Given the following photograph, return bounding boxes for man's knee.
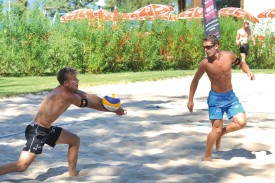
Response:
[233,113,247,129]
[234,118,246,129]
[72,134,80,147]
[76,135,80,146]
[239,120,247,128]
[212,126,223,136]
[16,161,32,172]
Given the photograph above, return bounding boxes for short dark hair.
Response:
[203,35,219,45]
[57,67,78,85]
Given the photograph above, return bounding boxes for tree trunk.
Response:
[178,0,186,12]
[191,0,202,8]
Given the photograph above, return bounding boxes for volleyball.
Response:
[239,39,245,46]
[102,94,121,111]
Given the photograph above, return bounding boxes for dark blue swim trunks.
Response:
[22,122,62,154]
[240,43,249,55]
[207,90,245,120]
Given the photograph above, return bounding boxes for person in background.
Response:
[236,21,256,63]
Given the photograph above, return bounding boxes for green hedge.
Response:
[0,9,274,76]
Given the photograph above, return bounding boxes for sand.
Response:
[0,73,275,183]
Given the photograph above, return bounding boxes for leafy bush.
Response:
[0,9,274,76]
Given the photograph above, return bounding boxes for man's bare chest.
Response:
[240,29,250,37]
[206,60,231,74]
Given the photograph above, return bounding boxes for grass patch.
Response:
[1,69,274,98]
[0,70,195,98]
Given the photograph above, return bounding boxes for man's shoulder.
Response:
[201,58,209,64]
[50,88,77,99]
[221,51,236,61]
[222,50,233,55]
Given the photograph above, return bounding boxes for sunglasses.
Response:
[203,45,215,49]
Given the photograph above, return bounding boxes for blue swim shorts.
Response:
[207,90,245,120]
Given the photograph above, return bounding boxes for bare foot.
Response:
[69,171,79,177]
[216,135,222,150]
[202,157,212,161]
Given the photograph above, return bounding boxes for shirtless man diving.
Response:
[187,35,255,161]
[0,67,127,176]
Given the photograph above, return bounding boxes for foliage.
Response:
[106,0,177,12]
[42,0,95,11]
[0,9,274,76]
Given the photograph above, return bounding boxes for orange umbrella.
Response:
[93,9,114,21]
[117,12,133,20]
[219,7,259,23]
[131,4,174,20]
[177,7,203,20]
[60,8,114,23]
[158,12,177,21]
[102,10,113,21]
[60,9,94,22]
[257,8,275,18]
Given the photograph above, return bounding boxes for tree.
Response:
[178,0,186,12]
[41,0,97,21]
[42,0,96,11]
[68,0,95,10]
[8,0,28,18]
[106,0,177,13]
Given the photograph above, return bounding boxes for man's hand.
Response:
[187,101,194,113]
[114,107,127,116]
[247,72,255,80]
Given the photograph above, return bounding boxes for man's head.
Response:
[57,67,78,85]
[203,35,219,46]
[203,35,219,57]
[243,21,250,29]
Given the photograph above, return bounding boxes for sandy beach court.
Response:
[0,73,275,183]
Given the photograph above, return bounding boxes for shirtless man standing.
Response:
[187,35,255,161]
[0,67,127,176]
[236,21,256,63]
